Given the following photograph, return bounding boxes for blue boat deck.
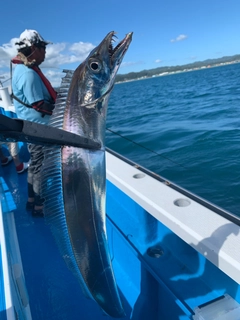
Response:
[1,143,240,319]
[0,144,131,320]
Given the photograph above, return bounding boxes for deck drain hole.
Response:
[133,173,145,179]
[174,198,191,207]
[147,247,164,258]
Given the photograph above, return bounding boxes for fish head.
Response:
[73,31,133,105]
[65,31,132,141]
[87,31,133,91]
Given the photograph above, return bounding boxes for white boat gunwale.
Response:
[106,148,240,285]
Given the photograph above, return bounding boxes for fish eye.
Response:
[88,59,102,72]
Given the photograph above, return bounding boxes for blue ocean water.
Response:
[106,63,240,217]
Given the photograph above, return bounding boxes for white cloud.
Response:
[0,38,18,68]
[155,59,162,63]
[42,69,66,88]
[69,42,95,56]
[41,42,95,69]
[170,34,188,43]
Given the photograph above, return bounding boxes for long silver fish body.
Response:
[42,31,132,318]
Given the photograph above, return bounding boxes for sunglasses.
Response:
[35,43,46,50]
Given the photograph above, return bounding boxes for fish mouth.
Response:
[104,31,133,67]
[108,31,133,59]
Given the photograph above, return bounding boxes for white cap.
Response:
[15,29,52,48]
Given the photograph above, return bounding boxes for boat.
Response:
[0,85,240,320]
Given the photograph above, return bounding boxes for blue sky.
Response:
[1,0,240,86]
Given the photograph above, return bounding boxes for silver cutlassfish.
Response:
[41,31,133,317]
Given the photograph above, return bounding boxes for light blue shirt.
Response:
[12,64,52,125]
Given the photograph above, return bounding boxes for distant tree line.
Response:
[115,54,240,83]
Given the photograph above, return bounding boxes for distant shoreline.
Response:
[115,57,240,84]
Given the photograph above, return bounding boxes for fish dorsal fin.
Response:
[49,69,74,129]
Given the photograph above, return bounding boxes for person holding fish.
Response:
[11,29,56,216]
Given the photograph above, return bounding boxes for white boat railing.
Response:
[0,87,16,113]
[0,195,15,319]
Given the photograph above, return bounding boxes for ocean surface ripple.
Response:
[106,63,240,217]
